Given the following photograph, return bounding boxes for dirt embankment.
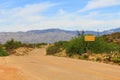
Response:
[0,48,120,80]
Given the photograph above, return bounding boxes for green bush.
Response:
[23,43,47,48]
[96,57,102,62]
[22,43,35,48]
[109,43,120,53]
[88,37,111,53]
[54,41,68,49]
[46,46,61,55]
[35,43,47,48]
[46,41,68,55]
[0,48,8,56]
[79,54,89,60]
[65,35,120,57]
[4,39,22,50]
[66,36,85,56]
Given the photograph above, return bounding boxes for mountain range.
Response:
[0,28,120,43]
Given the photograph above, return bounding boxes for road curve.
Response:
[0,48,120,80]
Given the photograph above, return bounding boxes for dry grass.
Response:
[14,47,33,56]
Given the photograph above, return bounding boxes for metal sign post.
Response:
[84,35,95,54]
[85,36,95,41]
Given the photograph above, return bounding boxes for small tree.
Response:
[4,39,22,50]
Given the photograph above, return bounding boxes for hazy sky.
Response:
[0,0,120,32]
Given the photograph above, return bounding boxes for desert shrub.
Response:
[88,37,112,53]
[79,54,89,60]
[46,46,61,55]
[66,36,109,56]
[23,43,47,48]
[35,43,47,48]
[103,54,112,62]
[0,47,9,56]
[66,36,85,56]
[0,43,3,47]
[22,43,35,48]
[4,39,22,50]
[107,43,120,54]
[83,54,89,60]
[79,56,84,60]
[111,57,120,64]
[111,53,120,64]
[66,35,120,56]
[36,44,42,48]
[96,57,102,62]
[46,41,68,55]
[54,41,68,49]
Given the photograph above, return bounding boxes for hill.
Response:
[102,32,120,44]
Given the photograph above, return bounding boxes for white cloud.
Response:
[0,2,58,31]
[79,0,120,12]
[2,2,57,18]
[0,1,120,32]
[58,9,66,15]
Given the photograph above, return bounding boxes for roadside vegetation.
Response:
[4,39,22,51]
[46,41,68,55]
[0,32,119,65]
[0,39,47,56]
[0,47,8,56]
[46,32,120,65]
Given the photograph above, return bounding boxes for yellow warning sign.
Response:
[85,35,95,41]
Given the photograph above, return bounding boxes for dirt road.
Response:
[0,48,120,80]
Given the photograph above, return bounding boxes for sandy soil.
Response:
[0,48,120,80]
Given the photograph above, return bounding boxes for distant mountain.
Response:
[102,28,120,35]
[27,28,120,35]
[0,28,119,43]
[27,28,77,34]
[0,29,76,43]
